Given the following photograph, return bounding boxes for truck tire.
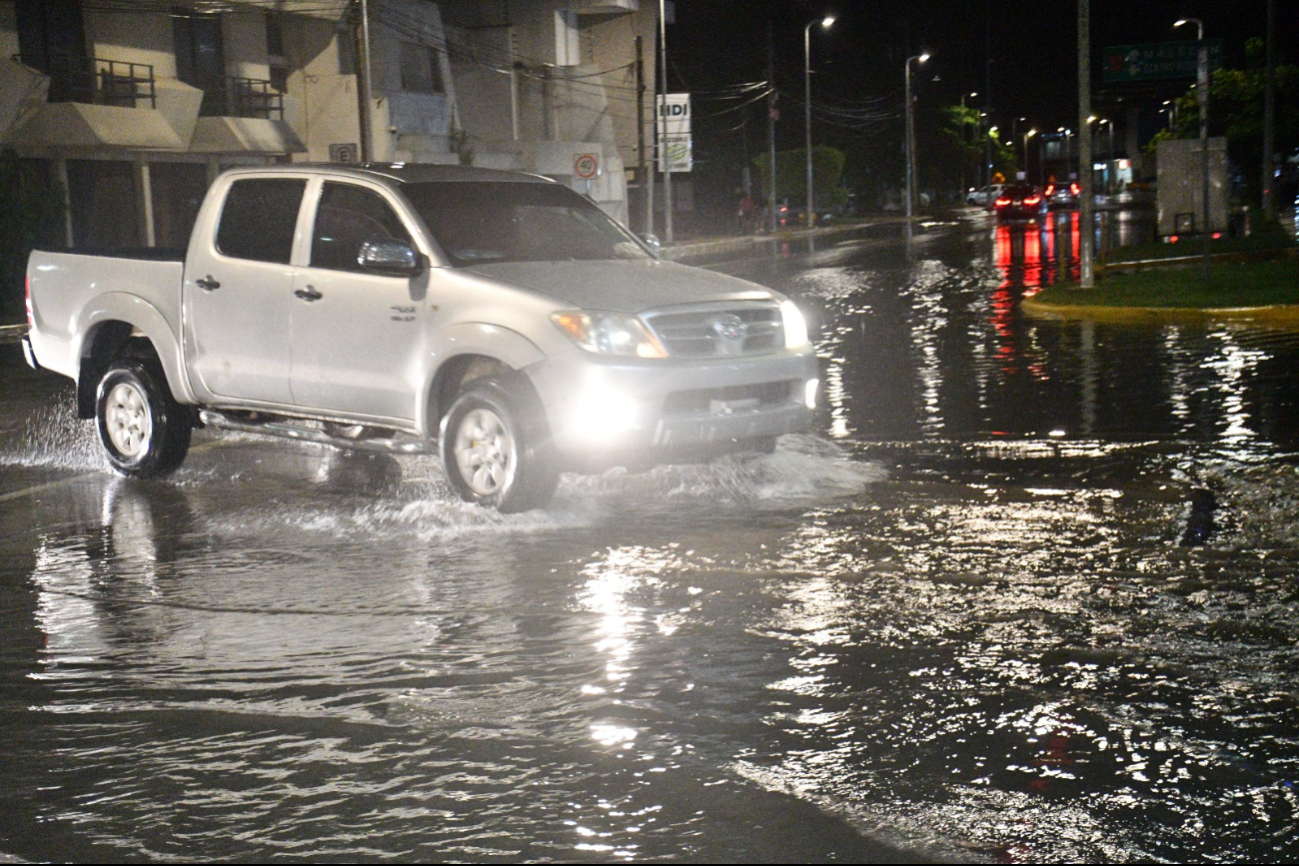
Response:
[439,377,558,513]
[95,357,193,478]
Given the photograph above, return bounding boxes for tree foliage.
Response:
[1145,39,1299,206]
[751,145,847,204]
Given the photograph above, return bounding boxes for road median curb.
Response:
[1022,297,1299,327]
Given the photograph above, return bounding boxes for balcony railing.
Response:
[200,77,284,121]
[16,51,156,110]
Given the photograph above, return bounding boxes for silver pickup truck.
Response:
[24,164,818,511]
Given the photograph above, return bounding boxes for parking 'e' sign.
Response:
[574,153,599,179]
[1103,40,1223,83]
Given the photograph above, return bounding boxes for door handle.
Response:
[196,275,220,291]
[294,286,322,302]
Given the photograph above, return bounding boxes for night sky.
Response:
[663,0,1291,193]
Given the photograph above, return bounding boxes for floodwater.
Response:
[1,212,1297,863]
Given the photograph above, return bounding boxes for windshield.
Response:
[402,181,650,267]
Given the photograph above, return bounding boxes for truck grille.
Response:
[644,304,784,357]
[662,380,798,415]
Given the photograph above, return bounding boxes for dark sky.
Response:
[665,0,1291,156]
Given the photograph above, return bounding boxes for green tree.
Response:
[938,104,1016,191]
[0,149,64,322]
[1146,38,1299,207]
[752,145,847,207]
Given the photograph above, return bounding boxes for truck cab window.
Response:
[311,183,413,273]
[216,178,306,264]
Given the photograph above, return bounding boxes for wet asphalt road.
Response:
[1,212,1297,863]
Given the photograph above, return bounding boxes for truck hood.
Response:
[464,260,776,313]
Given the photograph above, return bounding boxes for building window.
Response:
[265,10,285,58]
[172,8,225,93]
[399,42,443,94]
[554,9,579,67]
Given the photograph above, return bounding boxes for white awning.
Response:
[4,101,187,150]
[189,116,306,154]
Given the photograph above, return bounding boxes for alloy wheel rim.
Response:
[453,408,514,496]
[105,382,152,458]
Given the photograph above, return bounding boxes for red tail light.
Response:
[1070,183,1080,196]
[1044,184,1055,196]
[994,197,1011,207]
[1024,196,1042,206]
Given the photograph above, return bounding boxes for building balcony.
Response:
[199,77,284,122]
[15,51,157,110]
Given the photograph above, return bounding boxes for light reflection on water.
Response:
[3,218,1299,862]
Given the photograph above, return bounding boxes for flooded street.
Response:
[2,212,1298,863]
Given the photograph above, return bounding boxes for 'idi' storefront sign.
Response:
[656,93,692,173]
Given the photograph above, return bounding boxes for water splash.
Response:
[0,401,106,472]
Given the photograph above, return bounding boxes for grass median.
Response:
[1032,257,1299,309]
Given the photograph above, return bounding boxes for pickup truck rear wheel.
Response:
[96,358,192,478]
[439,378,558,513]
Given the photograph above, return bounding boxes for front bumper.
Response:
[530,347,819,470]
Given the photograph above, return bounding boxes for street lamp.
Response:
[904,52,929,222]
[1174,17,1204,40]
[1012,116,1026,176]
[804,14,834,230]
[1059,126,1074,178]
[959,92,977,193]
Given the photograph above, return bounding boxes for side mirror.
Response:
[638,233,662,258]
[358,240,425,277]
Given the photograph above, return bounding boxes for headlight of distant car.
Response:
[780,299,810,349]
[551,310,668,358]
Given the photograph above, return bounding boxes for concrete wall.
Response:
[0,2,19,60]
[84,9,177,78]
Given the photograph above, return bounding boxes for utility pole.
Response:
[354,0,374,162]
[1262,0,1276,218]
[767,19,778,234]
[1199,44,1210,278]
[658,0,673,245]
[636,36,652,238]
[1078,0,1094,288]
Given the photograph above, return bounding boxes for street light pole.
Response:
[1023,128,1036,180]
[904,53,929,224]
[1176,17,1210,275]
[804,15,834,230]
[1012,116,1026,177]
[1174,17,1204,40]
[960,91,977,194]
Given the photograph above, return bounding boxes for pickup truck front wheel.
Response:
[439,378,558,513]
[96,358,193,478]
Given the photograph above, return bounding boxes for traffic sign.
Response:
[574,153,599,179]
[1103,40,1222,83]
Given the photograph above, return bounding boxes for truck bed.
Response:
[26,249,186,382]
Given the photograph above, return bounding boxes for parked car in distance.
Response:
[993,184,1044,222]
[1043,180,1080,209]
[965,184,1006,208]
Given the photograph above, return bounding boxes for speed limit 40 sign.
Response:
[574,153,599,179]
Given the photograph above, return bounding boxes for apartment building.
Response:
[0,0,651,250]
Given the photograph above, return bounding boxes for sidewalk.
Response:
[662,215,910,260]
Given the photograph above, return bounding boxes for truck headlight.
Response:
[552,311,668,359]
[781,300,810,349]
